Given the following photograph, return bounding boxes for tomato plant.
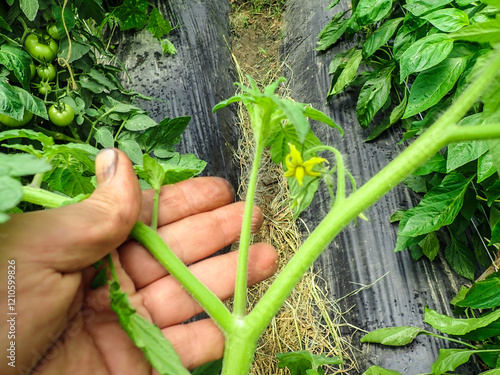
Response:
[36,63,56,81]
[2,1,499,375]
[48,102,74,126]
[46,24,61,40]
[24,33,58,63]
[0,110,33,128]
[36,81,52,96]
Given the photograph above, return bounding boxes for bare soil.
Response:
[230,2,283,84]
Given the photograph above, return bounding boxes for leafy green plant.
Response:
[0,0,204,223]
[361,278,500,374]
[317,2,500,372]
[317,0,500,299]
[16,45,500,374]
[10,0,176,55]
[276,350,343,375]
[3,1,500,375]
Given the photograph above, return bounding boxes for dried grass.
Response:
[227,19,357,369]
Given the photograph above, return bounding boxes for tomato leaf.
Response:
[93,127,115,148]
[361,326,427,346]
[58,39,91,64]
[44,166,94,196]
[52,4,76,35]
[191,359,223,375]
[0,44,32,90]
[74,0,105,24]
[399,33,454,83]
[137,116,191,153]
[124,113,157,131]
[277,350,343,375]
[159,153,206,185]
[303,106,343,135]
[267,124,322,165]
[403,55,468,118]
[108,258,190,375]
[117,139,143,165]
[89,68,118,91]
[0,175,22,221]
[0,80,24,121]
[20,0,39,21]
[11,85,48,119]
[0,152,52,177]
[140,154,165,190]
[0,128,54,147]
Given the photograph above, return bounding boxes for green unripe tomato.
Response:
[36,63,57,81]
[24,34,58,63]
[48,102,74,126]
[37,81,52,95]
[46,24,61,40]
[0,110,33,127]
[30,64,36,80]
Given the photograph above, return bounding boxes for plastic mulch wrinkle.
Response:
[115,0,239,188]
[282,0,481,373]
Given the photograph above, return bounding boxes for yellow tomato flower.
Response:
[284,143,327,185]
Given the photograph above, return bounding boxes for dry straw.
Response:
[227,7,357,369]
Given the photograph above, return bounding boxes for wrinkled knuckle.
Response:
[84,198,132,246]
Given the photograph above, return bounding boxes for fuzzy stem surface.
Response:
[233,142,265,317]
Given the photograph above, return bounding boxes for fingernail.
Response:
[96,148,118,186]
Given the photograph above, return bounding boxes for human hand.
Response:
[0,149,278,374]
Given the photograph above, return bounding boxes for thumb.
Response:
[3,149,142,272]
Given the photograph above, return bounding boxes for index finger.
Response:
[139,177,235,226]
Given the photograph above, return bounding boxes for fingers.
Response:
[1,149,142,272]
[139,243,278,328]
[139,177,235,226]
[120,201,264,289]
[162,319,225,370]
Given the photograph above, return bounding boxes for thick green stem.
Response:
[448,124,500,142]
[151,188,160,230]
[130,222,234,333]
[233,142,265,317]
[33,124,82,143]
[30,172,45,188]
[425,332,477,350]
[221,320,261,375]
[247,47,500,335]
[21,186,73,208]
